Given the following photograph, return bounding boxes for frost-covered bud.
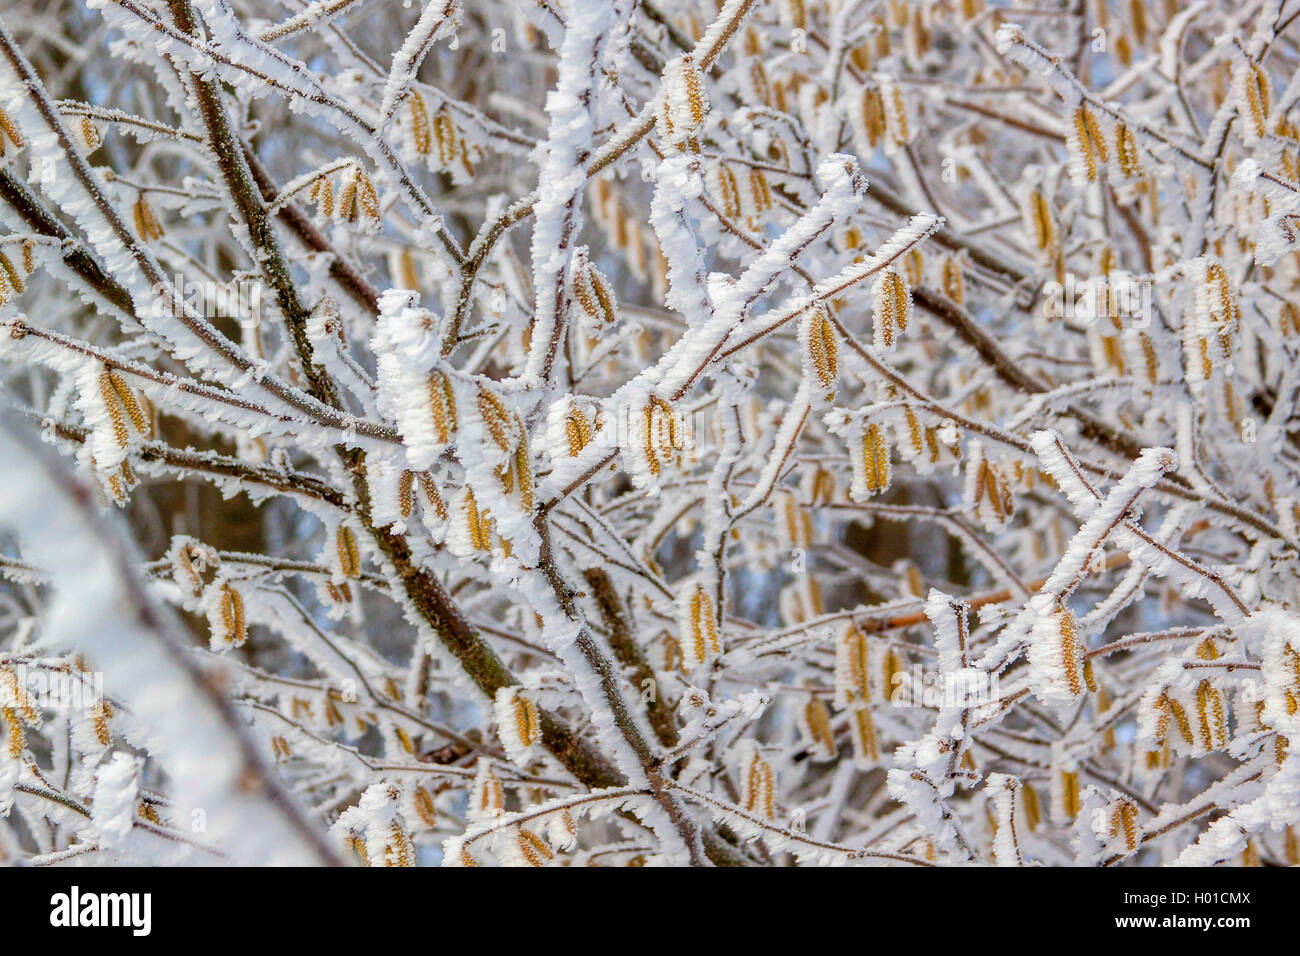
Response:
[167,535,218,599]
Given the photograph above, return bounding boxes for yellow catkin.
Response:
[1239,62,1271,140]
[882,79,910,147]
[837,623,871,705]
[395,250,420,291]
[643,395,680,477]
[1167,693,1194,746]
[517,828,554,866]
[850,706,879,763]
[1138,332,1159,384]
[2,707,23,759]
[512,438,534,509]
[573,259,618,325]
[92,701,112,747]
[1059,609,1083,697]
[1022,782,1042,832]
[478,387,515,452]
[513,690,540,749]
[1060,769,1081,819]
[857,422,891,496]
[882,647,903,702]
[313,176,335,218]
[904,248,924,287]
[778,490,811,549]
[903,406,924,456]
[1115,122,1141,178]
[1111,800,1138,851]
[1083,658,1098,694]
[680,57,707,127]
[417,472,447,520]
[565,405,593,456]
[132,195,164,240]
[803,305,838,396]
[741,749,776,819]
[99,369,149,445]
[859,88,886,147]
[384,822,415,867]
[713,163,742,219]
[78,116,100,151]
[0,253,23,296]
[941,255,965,304]
[335,525,361,579]
[1195,679,1227,750]
[1071,104,1108,182]
[397,470,415,520]
[474,762,505,818]
[410,91,432,156]
[747,167,773,219]
[682,583,720,667]
[873,268,911,347]
[346,834,369,866]
[803,696,835,756]
[356,173,380,224]
[337,174,359,222]
[1025,188,1056,252]
[661,55,708,138]
[463,487,492,552]
[219,583,247,647]
[427,370,458,445]
[0,669,37,724]
[0,108,22,154]
[410,786,438,827]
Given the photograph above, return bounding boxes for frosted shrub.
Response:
[0,0,1297,867]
